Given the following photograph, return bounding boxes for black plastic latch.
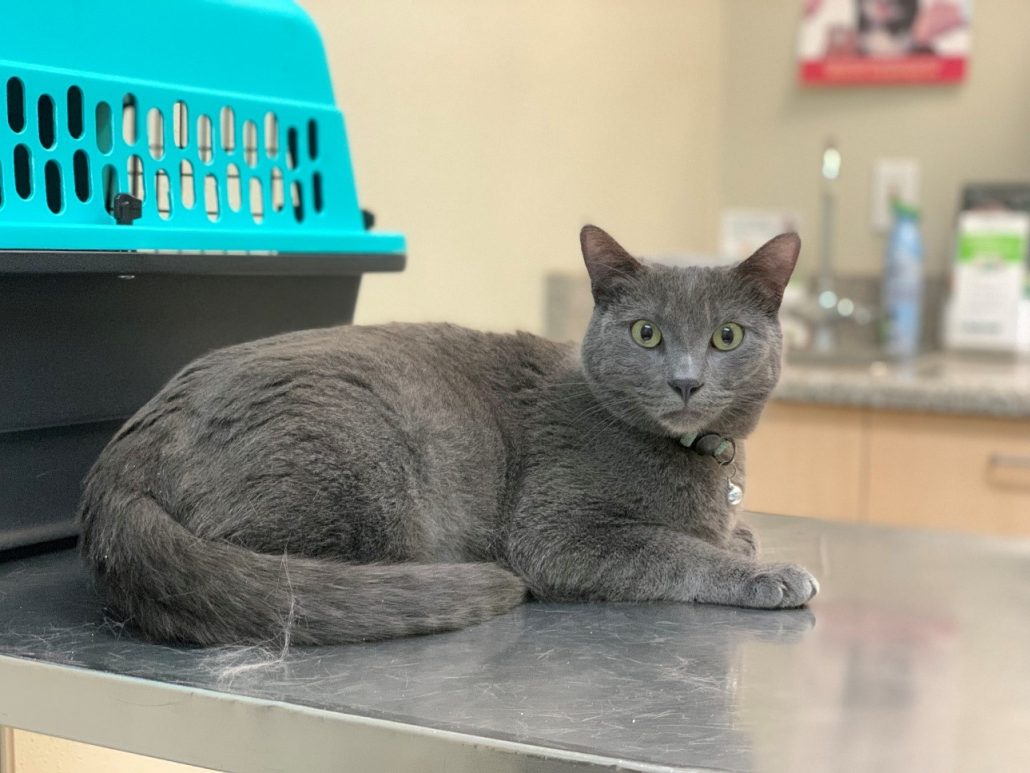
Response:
[113,194,143,226]
[362,209,376,230]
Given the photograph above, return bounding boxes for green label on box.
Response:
[957,232,1027,264]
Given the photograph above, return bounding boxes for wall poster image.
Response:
[798,0,972,84]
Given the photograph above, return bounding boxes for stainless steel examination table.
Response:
[1,514,1028,773]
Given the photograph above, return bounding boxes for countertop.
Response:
[776,352,1030,418]
[2,514,1029,772]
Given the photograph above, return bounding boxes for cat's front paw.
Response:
[740,563,819,609]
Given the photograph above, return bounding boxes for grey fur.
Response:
[79,226,817,646]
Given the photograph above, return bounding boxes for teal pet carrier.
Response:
[1,0,406,552]
[0,0,404,256]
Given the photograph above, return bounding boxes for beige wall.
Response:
[720,0,1030,279]
[302,0,725,333]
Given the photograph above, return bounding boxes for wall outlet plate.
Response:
[871,158,920,232]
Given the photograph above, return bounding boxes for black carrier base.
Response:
[1,249,402,553]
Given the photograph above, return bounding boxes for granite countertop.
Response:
[775,352,1030,418]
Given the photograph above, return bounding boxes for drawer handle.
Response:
[989,454,1030,470]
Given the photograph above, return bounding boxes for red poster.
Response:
[798,0,972,85]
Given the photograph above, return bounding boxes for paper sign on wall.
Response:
[798,0,972,85]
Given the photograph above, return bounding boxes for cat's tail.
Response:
[79,490,527,646]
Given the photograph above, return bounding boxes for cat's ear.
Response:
[580,225,643,303]
[733,233,800,310]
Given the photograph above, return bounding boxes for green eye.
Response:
[631,320,662,348]
[712,322,744,351]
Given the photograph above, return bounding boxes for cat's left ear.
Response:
[580,225,643,303]
[733,233,800,310]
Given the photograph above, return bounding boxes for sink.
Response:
[784,350,1029,383]
[908,351,1028,379]
[784,349,888,369]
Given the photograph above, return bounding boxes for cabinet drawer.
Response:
[745,402,866,521]
[867,412,1030,536]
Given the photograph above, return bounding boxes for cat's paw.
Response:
[741,563,819,609]
[728,523,759,559]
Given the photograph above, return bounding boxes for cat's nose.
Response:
[668,377,704,402]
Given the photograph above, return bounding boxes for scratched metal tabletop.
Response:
[1,514,1028,773]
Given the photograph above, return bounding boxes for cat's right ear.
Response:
[580,225,643,303]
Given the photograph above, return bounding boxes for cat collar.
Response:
[678,432,736,465]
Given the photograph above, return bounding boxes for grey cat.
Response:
[79,226,818,645]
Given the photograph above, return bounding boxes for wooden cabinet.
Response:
[745,402,1030,537]
[867,412,1030,536]
[744,403,866,522]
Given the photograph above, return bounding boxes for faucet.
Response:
[814,138,842,353]
[781,138,876,359]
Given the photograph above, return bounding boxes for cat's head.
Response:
[578,225,799,439]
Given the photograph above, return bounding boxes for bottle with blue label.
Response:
[882,201,924,359]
